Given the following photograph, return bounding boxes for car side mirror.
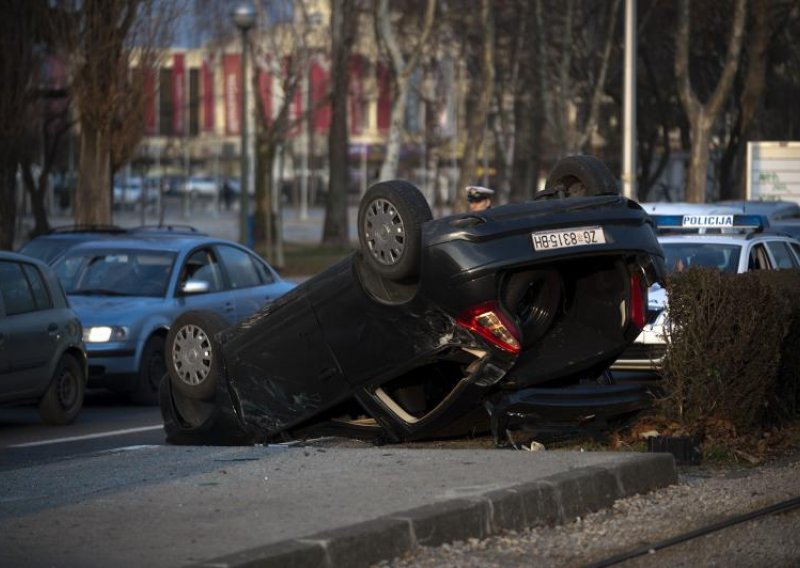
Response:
[182,279,210,294]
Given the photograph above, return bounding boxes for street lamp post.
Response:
[232,2,256,245]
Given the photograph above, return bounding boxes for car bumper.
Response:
[486,383,651,440]
[86,347,138,385]
[611,328,666,371]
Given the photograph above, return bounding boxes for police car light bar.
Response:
[652,214,767,232]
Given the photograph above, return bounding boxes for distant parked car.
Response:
[182,176,219,198]
[51,235,295,404]
[0,252,87,425]
[113,176,159,208]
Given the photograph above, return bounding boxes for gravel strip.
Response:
[377,453,800,567]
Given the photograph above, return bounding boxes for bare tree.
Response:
[374,0,436,180]
[249,4,317,263]
[675,0,747,203]
[0,1,42,249]
[718,0,779,200]
[453,0,494,213]
[534,0,622,160]
[19,100,74,238]
[491,1,528,203]
[51,0,177,225]
[322,0,357,247]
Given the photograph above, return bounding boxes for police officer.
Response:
[466,186,494,212]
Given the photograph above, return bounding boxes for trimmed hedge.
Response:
[660,268,800,434]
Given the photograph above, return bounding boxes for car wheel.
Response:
[536,155,619,199]
[358,180,432,281]
[38,353,85,425]
[167,311,228,401]
[129,335,166,405]
[159,374,255,445]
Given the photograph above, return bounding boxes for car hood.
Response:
[68,295,167,325]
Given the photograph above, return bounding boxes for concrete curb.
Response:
[192,453,677,568]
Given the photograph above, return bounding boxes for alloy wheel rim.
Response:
[364,198,405,266]
[173,324,212,387]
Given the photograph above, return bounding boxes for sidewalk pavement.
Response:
[0,444,676,568]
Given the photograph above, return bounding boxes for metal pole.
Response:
[300,64,310,220]
[622,0,637,200]
[239,28,249,244]
[275,143,285,268]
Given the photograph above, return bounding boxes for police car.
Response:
[612,212,800,372]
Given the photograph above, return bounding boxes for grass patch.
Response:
[269,241,356,277]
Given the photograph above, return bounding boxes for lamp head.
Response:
[232,2,256,31]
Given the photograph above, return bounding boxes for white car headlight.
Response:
[84,326,128,343]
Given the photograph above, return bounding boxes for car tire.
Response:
[537,155,620,199]
[358,180,432,281]
[38,353,85,425]
[167,311,227,401]
[159,374,255,445]
[129,335,166,405]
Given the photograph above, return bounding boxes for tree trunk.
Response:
[254,134,277,260]
[576,0,622,153]
[423,95,445,215]
[686,114,712,202]
[380,81,409,180]
[74,125,112,225]
[453,0,494,213]
[20,160,50,237]
[675,0,747,203]
[0,164,16,250]
[510,89,537,202]
[720,0,770,200]
[322,0,354,247]
[375,0,435,181]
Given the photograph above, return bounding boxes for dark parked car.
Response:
[0,252,87,424]
[160,156,666,446]
[51,235,294,405]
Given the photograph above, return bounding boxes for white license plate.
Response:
[531,226,606,251]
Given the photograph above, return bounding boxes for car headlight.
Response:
[83,326,129,343]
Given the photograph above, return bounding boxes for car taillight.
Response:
[455,301,521,354]
[629,273,646,329]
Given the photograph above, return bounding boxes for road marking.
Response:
[8,425,163,448]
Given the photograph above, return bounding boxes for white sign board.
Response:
[747,141,800,203]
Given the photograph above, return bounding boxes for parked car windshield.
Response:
[54,250,176,297]
[661,242,741,274]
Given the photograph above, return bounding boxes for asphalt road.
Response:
[0,390,164,472]
[2,391,794,568]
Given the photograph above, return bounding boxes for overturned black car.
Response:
[160,156,665,446]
